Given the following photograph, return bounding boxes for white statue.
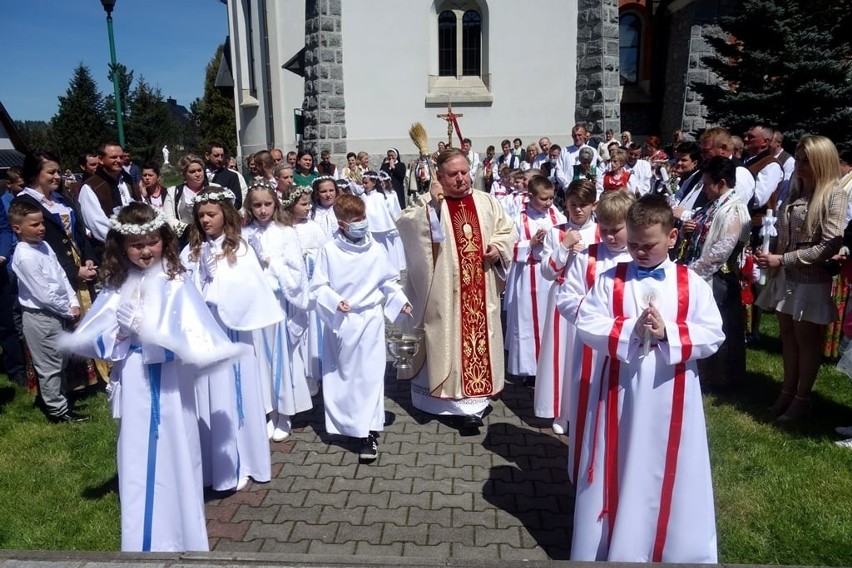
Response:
[162,145,170,165]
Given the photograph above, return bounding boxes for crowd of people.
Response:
[1,121,852,562]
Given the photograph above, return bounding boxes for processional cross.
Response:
[436,98,463,148]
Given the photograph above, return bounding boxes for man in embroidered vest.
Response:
[397,148,515,431]
[573,194,723,563]
[78,141,139,248]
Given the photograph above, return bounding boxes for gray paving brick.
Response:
[415,452,454,468]
[274,504,323,524]
[354,541,405,556]
[498,543,550,561]
[451,541,501,560]
[406,506,451,527]
[318,505,365,524]
[373,477,413,493]
[334,521,383,545]
[386,431,420,444]
[232,503,280,523]
[453,452,487,468]
[409,478,444,494]
[353,463,398,480]
[290,521,338,542]
[263,476,295,492]
[475,526,522,547]
[388,491,430,509]
[329,476,372,493]
[395,464,435,480]
[347,490,390,508]
[316,463,355,478]
[277,463,321,477]
[302,450,346,466]
[430,491,473,511]
[303,489,348,508]
[271,451,307,465]
[307,540,357,555]
[213,538,263,552]
[382,523,429,545]
[262,489,307,508]
[243,519,294,541]
[446,470,479,486]
[371,451,411,466]
[402,420,440,434]
[428,524,474,546]
[402,541,450,557]
[453,508,496,529]
[401,441,436,456]
[364,505,407,527]
[259,538,311,553]
[290,476,334,493]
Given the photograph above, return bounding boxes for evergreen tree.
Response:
[50,64,110,167]
[195,44,237,153]
[696,0,852,145]
[104,63,134,133]
[125,76,176,163]
[14,120,51,152]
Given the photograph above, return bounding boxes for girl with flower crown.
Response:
[60,202,243,551]
[242,180,311,442]
[282,184,329,394]
[180,185,284,492]
[310,175,339,239]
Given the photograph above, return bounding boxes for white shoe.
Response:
[307,378,320,397]
[236,476,250,491]
[552,418,568,435]
[266,419,275,440]
[835,425,852,437]
[835,437,852,448]
[272,427,291,442]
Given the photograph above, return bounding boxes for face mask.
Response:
[345,219,369,240]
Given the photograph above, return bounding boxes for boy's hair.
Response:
[101,202,184,288]
[595,189,636,226]
[527,175,554,197]
[334,193,365,221]
[346,152,357,160]
[564,179,596,205]
[7,199,42,226]
[6,167,23,184]
[627,194,675,231]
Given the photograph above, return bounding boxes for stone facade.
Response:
[302,0,347,155]
[680,22,725,134]
[575,0,621,136]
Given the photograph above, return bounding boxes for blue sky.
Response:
[1,0,230,122]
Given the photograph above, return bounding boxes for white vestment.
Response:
[532,219,598,420]
[295,219,331,383]
[310,231,409,437]
[181,238,283,491]
[504,205,567,376]
[59,263,243,552]
[572,259,723,563]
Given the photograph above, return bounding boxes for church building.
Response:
[221,0,735,160]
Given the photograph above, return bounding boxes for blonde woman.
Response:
[163,154,209,238]
[756,135,847,421]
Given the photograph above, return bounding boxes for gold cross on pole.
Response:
[436,99,463,148]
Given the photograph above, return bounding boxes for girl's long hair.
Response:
[101,202,184,288]
[187,186,243,264]
[790,135,841,234]
[243,182,286,226]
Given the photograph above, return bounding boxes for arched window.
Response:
[461,10,482,76]
[619,13,641,85]
[438,10,457,77]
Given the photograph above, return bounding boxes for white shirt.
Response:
[78,174,134,242]
[746,156,784,207]
[12,240,79,317]
[625,159,653,195]
[467,151,481,183]
[559,144,601,172]
[492,152,520,179]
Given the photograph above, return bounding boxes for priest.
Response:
[396,148,516,430]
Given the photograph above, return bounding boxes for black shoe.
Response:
[460,414,483,429]
[359,433,378,460]
[745,333,761,347]
[49,410,90,424]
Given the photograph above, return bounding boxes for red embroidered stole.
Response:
[445,194,494,397]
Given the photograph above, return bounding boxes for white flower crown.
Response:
[191,188,236,205]
[109,210,168,236]
[281,185,312,209]
[311,175,336,188]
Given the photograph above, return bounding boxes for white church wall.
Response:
[341,0,578,157]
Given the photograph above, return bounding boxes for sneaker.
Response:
[835,437,852,449]
[272,427,291,442]
[552,418,568,435]
[835,426,852,437]
[359,433,378,461]
[236,476,250,491]
[49,410,90,424]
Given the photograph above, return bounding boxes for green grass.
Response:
[0,383,119,550]
[1,314,852,562]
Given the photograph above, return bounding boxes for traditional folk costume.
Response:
[554,243,631,481]
[504,204,567,377]
[310,231,409,437]
[182,238,283,491]
[243,222,312,437]
[572,259,723,563]
[294,218,330,390]
[533,218,598,423]
[59,262,242,551]
[396,191,516,418]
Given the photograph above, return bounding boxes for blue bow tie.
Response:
[636,266,666,281]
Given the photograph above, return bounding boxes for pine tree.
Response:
[104,63,134,134]
[195,44,237,153]
[125,76,176,163]
[50,64,110,167]
[695,0,852,144]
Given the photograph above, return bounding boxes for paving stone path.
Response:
[204,366,575,562]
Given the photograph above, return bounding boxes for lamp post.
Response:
[101,0,125,147]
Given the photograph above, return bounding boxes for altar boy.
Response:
[310,194,411,461]
[572,194,724,563]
